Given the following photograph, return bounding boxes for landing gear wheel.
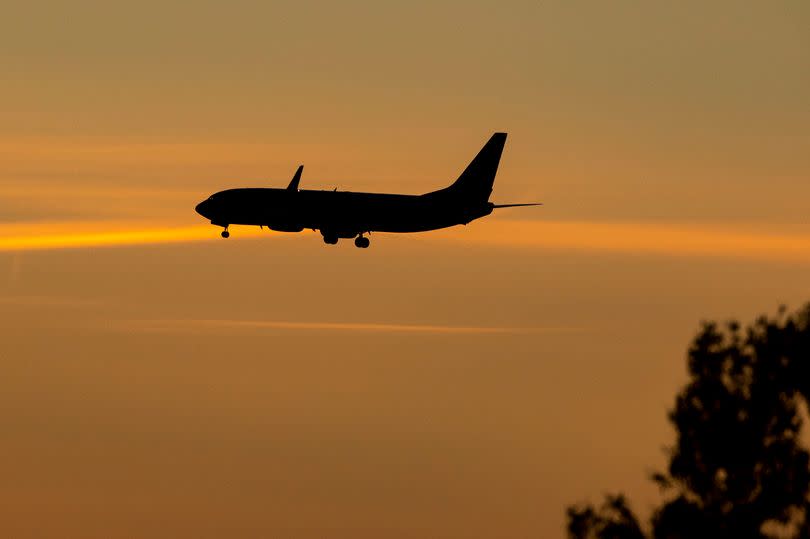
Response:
[221,230,230,239]
[354,236,370,249]
[323,234,338,245]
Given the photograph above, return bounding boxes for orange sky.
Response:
[2,1,809,538]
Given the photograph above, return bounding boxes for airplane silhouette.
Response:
[195,133,539,248]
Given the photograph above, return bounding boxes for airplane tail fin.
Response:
[444,132,507,202]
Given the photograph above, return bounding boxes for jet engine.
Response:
[268,224,304,232]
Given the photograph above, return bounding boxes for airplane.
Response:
[194,132,539,248]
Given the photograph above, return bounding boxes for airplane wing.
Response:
[492,203,542,208]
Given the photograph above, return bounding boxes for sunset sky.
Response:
[2,1,809,537]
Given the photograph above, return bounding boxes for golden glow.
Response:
[2,219,810,264]
[0,222,264,251]
[3,3,808,538]
[444,219,810,264]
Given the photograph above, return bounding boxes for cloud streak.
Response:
[443,219,810,264]
[119,318,577,335]
[1,219,810,264]
[0,295,102,307]
[0,222,265,251]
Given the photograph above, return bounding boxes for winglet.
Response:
[287,165,303,191]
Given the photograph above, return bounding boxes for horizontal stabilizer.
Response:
[492,203,542,208]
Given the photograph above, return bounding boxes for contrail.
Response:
[119,318,581,335]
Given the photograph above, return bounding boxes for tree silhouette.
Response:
[567,304,810,539]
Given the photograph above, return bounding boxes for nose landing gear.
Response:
[354,235,370,249]
[221,226,230,239]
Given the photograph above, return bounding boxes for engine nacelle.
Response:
[268,224,304,232]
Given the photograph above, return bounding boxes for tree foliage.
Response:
[567,304,810,539]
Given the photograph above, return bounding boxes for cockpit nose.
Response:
[195,198,211,218]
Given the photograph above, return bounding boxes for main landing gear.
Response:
[321,232,370,248]
[354,235,370,249]
[221,226,230,239]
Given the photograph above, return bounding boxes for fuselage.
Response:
[195,187,493,238]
